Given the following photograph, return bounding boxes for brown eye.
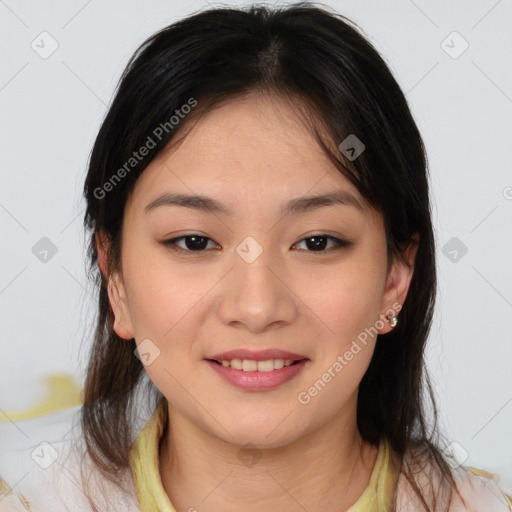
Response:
[163,233,353,256]
[294,235,352,253]
[164,235,218,253]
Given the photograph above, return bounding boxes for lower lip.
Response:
[205,359,308,391]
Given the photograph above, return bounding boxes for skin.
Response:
[96,92,418,512]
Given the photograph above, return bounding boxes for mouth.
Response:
[204,357,309,391]
[205,358,307,372]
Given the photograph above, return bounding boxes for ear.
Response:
[95,230,135,340]
[378,233,419,335]
[96,230,110,281]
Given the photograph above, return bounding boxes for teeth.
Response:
[218,358,298,371]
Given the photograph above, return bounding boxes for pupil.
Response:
[186,236,208,250]
[307,236,327,251]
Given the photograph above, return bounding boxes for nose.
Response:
[215,243,299,333]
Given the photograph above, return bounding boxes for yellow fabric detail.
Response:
[0,477,32,510]
[0,373,82,422]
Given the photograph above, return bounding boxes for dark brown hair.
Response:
[79,2,467,510]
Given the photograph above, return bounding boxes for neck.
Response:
[158,396,380,512]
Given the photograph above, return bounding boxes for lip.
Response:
[206,348,308,362]
[205,359,308,391]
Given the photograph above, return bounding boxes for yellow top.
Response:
[129,397,400,512]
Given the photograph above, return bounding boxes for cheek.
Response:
[302,346,373,425]
[125,264,207,394]
[123,255,217,376]
[123,248,199,334]
[302,262,384,346]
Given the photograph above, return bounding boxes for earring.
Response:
[387,315,398,328]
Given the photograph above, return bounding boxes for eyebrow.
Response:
[144,190,365,217]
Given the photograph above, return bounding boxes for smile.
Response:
[209,358,301,371]
[205,358,308,391]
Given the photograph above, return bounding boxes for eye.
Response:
[293,234,353,253]
[164,234,219,254]
[163,233,352,255]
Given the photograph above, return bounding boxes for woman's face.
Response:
[102,93,416,448]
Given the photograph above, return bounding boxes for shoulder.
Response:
[394,446,512,512]
[0,406,140,512]
[448,466,512,512]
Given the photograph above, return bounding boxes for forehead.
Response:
[128,93,368,218]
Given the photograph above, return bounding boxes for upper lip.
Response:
[206,349,308,362]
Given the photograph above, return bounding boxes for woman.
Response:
[2,2,510,511]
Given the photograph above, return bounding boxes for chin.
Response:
[211,417,305,451]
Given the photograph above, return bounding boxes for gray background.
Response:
[1,0,511,485]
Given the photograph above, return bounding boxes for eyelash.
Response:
[162,233,353,256]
